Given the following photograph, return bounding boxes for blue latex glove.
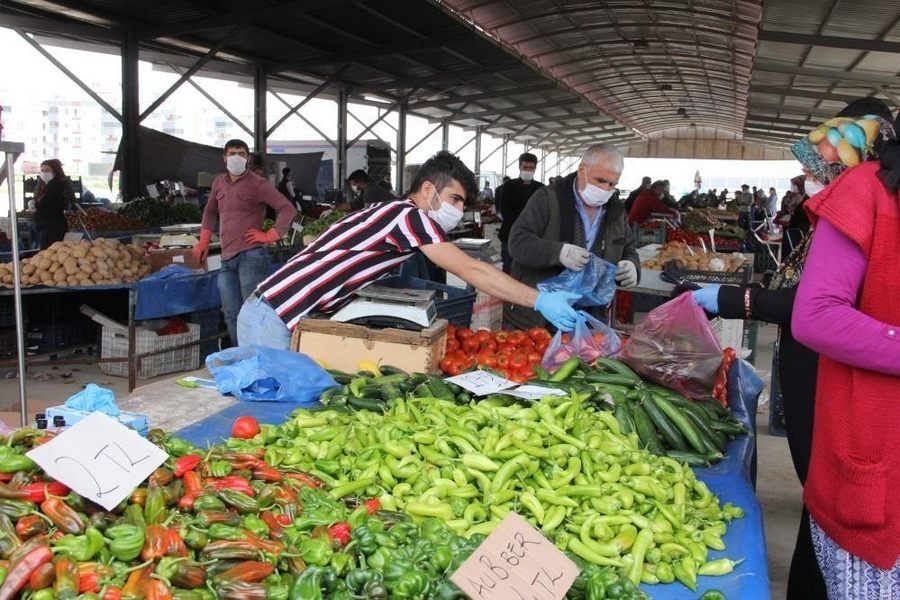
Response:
[692,284,722,315]
[534,291,581,331]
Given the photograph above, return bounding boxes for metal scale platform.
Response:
[330,285,437,331]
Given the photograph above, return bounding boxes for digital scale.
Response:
[330,285,437,331]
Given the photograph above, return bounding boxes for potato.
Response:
[90,246,107,258]
[90,271,103,282]
[63,258,78,275]
[53,269,67,283]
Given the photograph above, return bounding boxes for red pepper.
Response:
[39,498,84,535]
[122,566,149,599]
[173,455,201,478]
[104,586,122,600]
[283,472,324,489]
[141,525,169,562]
[28,561,55,590]
[178,490,202,510]
[251,466,282,483]
[0,474,12,483]
[327,522,351,547]
[243,531,284,556]
[212,561,274,585]
[182,471,202,493]
[363,498,381,515]
[18,482,69,504]
[0,543,52,600]
[77,562,113,593]
[208,476,253,496]
[145,578,173,600]
[272,486,298,505]
[259,512,284,540]
[276,514,292,526]
[165,528,188,558]
[15,515,46,539]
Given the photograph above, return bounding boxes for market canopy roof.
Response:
[1,0,898,154]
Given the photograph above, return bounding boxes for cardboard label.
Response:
[505,385,567,401]
[445,371,516,396]
[26,412,168,510]
[450,512,579,599]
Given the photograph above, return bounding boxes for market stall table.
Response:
[118,368,770,599]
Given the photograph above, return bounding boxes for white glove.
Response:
[615,260,638,288]
[559,243,590,271]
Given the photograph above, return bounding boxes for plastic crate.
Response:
[101,323,200,379]
[378,276,477,328]
[753,240,780,273]
[661,260,753,285]
[27,319,96,354]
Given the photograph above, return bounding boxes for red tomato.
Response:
[494,331,510,343]
[476,350,498,368]
[232,416,260,439]
[462,338,481,354]
[509,353,527,370]
[561,334,571,344]
[480,338,498,351]
[527,352,542,365]
[456,328,474,341]
[474,330,493,345]
[509,331,527,345]
[535,339,550,353]
[498,343,517,356]
[446,362,464,376]
[445,338,460,352]
[447,324,457,338]
[518,337,535,351]
[518,364,536,378]
[528,327,551,342]
[497,355,510,369]
[510,372,528,384]
[439,356,453,373]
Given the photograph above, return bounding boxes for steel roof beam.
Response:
[409,83,559,109]
[436,98,586,123]
[166,62,253,137]
[754,60,900,86]
[758,30,900,54]
[749,85,867,104]
[745,115,819,128]
[509,21,757,48]
[748,101,837,119]
[0,10,120,40]
[357,63,526,92]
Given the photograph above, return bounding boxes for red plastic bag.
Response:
[619,293,723,399]
[542,311,621,372]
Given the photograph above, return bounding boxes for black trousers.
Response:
[37,221,67,249]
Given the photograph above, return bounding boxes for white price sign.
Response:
[27,412,168,510]
[445,371,516,396]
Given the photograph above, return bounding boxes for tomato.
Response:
[497,355,510,369]
[447,324,457,339]
[528,327,551,342]
[231,416,260,439]
[439,356,454,373]
[509,331,527,345]
[498,343,517,356]
[509,353,527,370]
[462,338,481,354]
[480,338,498,351]
[518,364,536,378]
[445,338,460,352]
[494,331,510,343]
[476,350,497,368]
[535,339,550,353]
[474,330,493,345]
[509,372,528,384]
[517,336,535,351]
[527,352,542,365]
[446,362,464,376]
[561,334,571,344]
[456,328,474,341]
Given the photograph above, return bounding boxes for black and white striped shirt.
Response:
[257,200,447,330]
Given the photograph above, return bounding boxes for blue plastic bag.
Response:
[206,346,337,404]
[537,256,617,307]
[541,311,621,371]
[65,383,120,416]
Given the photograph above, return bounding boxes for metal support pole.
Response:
[267,66,348,138]
[501,136,508,177]
[441,122,450,151]
[121,28,141,197]
[397,99,408,194]
[2,142,27,425]
[474,126,483,179]
[336,87,349,193]
[253,64,267,153]
[347,96,406,148]
[348,110,395,152]
[272,92,336,148]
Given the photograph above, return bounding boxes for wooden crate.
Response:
[291,318,448,374]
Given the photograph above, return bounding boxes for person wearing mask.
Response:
[628,180,677,224]
[690,98,896,600]
[497,153,544,273]
[478,180,494,204]
[346,169,396,211]
[791,113,900,598]
[503,144,640,330]
[33,159,74,249]
[624,176,651,213]
[193,139,297,346]
[766,187,778,217]
[277,167,296,200]
[236,151,581,349]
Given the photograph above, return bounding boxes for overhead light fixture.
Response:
[677,107,687,115]
[632,38,649,49]
[660,84,672,91]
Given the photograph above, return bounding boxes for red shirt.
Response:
[627,189,674,224]
[201,171,296,260]
[800,162,900,569]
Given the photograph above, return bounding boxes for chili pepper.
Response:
[264,574,291,600]
[697,557,744,576]
[258,512,283,540]
[207,524,245,541]
[76,562,112,594]
[140,524,169,561]
[162,480,184,507]
[172,591,214,600]
[149,467,174,488]
[104,586,122,600]
[673,557,698,591]
[0,483,28,501]
[28,561,55,590]
[192,495,226,511]
[208,460,232,478]
[156,557,205,589]
[40,498,84,534]
[143,485,165,525]
[183,527,208,551]
[181,471,202,493]
[54,556,79,598]
[194,511,241,528]
[212,561,274,585]
[255,485,276,510]
[14,515,43,540]
[0,453,36,475]
[164,528,188,557]
[218,489,259,514]
[88,511,116,532]
[327,522,351,547]
[199,540,258,561]
[15,481,68,505]
[0,516,20,559]
[173,455,201,478]
[0,499,32,520]
[53,526,104,561]
[251,466,282,483]
[177,490,201,511]
[130,487,147,506]
[106,524,145,562]
[282,472,324,489]
[241,515,269,538]
[216,581,267,600]
[123,504,146,529]
[208,477,254,496]
[363,498,380,515]
[121,565,150,599]
[145,579,173,600]
[244,531,284,556]
[0,542,52,600]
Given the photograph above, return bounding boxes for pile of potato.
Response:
[641,242,749,272]
[0,238,151,288]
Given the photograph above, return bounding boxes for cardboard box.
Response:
[292,318,448,374]
[148,248,206,272]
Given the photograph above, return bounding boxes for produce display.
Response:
[301,211,344,239]
[116,198,202,228]
[439,325,551,381]
[681,210,745,241]
[640,243,749,273]
[0,239,150,288]
[665,229,742,252]
[66,209,147,233]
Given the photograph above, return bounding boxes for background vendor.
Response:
[237,151,581,350]
[192,139,297,346]
[33,159,74,249]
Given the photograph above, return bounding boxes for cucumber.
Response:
[379,384,402,403]
[593,358,641,384]
[642,395,688,451]
[326,370,352,385]
[427,377,455,401]
[613,401,635,435]
[696,401,723,421]
[372,373,409,386]
[584,373,641,387]
[665,450,711,467]
[680,406,727,452]
[709,420,747,436]
[347,397,387,412]
[650,395,706,454]
[378,365,408,376]
[407,373,429,387]
[456,392,472,405]
[631,402,665,455]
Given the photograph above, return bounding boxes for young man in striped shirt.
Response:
[236,151,581,350]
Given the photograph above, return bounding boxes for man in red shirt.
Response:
[627,180,677,224]
[193,139,296,345]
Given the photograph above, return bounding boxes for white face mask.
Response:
[805,179,825,197]
[39,172,54,183]
[580,183,615,207]
[428,191,464,232]
[520,170,534,182]
[790,184,799,194]
[351,184,359,194]
[225,155,247,176]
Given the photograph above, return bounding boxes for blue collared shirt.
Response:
[573,179,604,251]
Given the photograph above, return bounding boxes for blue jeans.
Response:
[236,295,292,350]
[217,247,271,345]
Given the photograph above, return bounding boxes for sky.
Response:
[0,27,803,211]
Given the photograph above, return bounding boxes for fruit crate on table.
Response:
[101,322,200,379]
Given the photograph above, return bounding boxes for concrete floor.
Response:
[0,323,802,598]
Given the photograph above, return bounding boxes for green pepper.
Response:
[290,566,326,600]
[0,499,32,519]
[242,514,269,538]
[183,528,208,550]
[53,526,104,561]
[384,558,428,598]
[209,460,233,477]
[673,557,698,592]
[123,503,146,528]
[207,524,245,541]
[430,579,465,600]
[105,524,145,561]
[345,569,383,595]
[193,495,227,511]
[298,537,333,566]
[432,545,453,573]
[330,551,351,575]
[144,484,166,525]
[31,589,54,600]
[265,573,292,600]
[0,452,35,474]
[350,524,379,555]
[218,489,259,513]
[698,557,744,577]
[699,590,727,600]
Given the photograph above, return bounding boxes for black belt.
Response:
[252,289,269,305]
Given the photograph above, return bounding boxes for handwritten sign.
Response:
[27,412,168,510]
[450,512,578,600]
[504,385,567,401]
[445,371,516,396]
